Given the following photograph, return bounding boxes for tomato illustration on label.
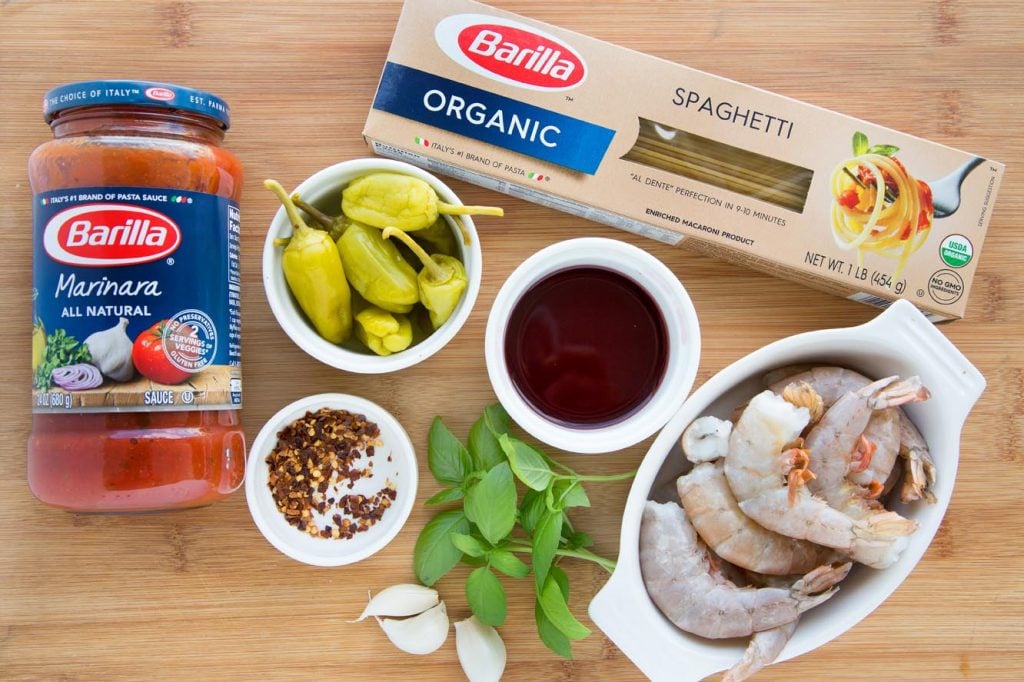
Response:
[133,320,192,384]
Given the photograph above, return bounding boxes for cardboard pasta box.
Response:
[363,0,1004,320]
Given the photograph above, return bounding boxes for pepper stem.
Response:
[264,179,312,234]
[437,201,504,217]
[291,193,335,230]
[382,226,447,281]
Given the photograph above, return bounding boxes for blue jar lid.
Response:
[43,80,231,129]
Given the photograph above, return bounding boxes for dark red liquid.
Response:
[504,267,668,427]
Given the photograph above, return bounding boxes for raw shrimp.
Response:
[768,366,871,405]
[723,621,797,682]
[681,415,732,462]
[848,407,901,495]
[898,415,937,503]
[770,366,935,501]
[723,390,916,568]
[722,562,853,682]
[802,375,929,519]
[677,461,838,575]
[639,500,846,639]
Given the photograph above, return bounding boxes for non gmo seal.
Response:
[165,308,218,372]
[928,269,965,305]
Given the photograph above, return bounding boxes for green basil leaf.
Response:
[450,532,487,558]
[424,487,464,506]
[535,598,573,659]
[489,549,531,578]
[498,434,553,491]
[867,143,900,157]
[549,565,570,599]
[550,479,590,510]
[464,462,517,545]
[428,417,473,485]
[482,403,510,436]
[519,489,547,535]
[414,510,469,586]
[853,131,869,156]
[466,566,507,626]
[468,414,505,471]
[461,554,487,567]
[564,531,594,550]
[532,509,563,591]
[538,574,591,640]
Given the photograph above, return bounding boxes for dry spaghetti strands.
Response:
[623,118,813,212]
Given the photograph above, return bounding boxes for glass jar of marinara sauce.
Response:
[29,80,245,512]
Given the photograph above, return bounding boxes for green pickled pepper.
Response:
[414,218,458,257]
[265,180,352,343]
[383,227,468,330]
[355,306,413,356]
[291,193,348,241]
[342,172,504,232]
[337,223,419,314]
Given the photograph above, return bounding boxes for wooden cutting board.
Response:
[1,1,1022,680]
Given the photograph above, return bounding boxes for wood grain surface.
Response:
[2,1,1022,680]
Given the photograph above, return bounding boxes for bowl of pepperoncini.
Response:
[263,159,497,372]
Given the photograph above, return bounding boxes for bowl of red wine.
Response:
[484,237,701,454]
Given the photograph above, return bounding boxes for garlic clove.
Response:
[377,600,449,655]
[84,317,135,382]
[351,583,439,622]
[681,416,733,463]
[455,615,506,682]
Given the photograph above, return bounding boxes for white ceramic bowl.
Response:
[263,158,483,373]
[245,393,418,567]
[484,237,701,454]
[588,300,985,680]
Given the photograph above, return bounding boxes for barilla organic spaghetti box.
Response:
[364,0,1004,320]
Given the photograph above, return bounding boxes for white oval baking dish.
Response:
[589,300,985,680]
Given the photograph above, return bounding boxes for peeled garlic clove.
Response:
[455,616,506,682]
[377,601,449,655]
[352,583,439,622]
[681,416,732,463]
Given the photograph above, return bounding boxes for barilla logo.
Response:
[43,204,181,267]
[435,14,586,91]
[145,86,175,102]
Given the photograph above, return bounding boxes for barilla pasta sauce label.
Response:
[32,187,241,412]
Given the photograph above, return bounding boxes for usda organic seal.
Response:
[939,234,973,268]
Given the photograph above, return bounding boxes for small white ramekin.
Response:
[245,393,418,567]
[262,158,483,373]
[484,237,701,454]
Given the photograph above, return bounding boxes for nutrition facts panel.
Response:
[227,203,242,405]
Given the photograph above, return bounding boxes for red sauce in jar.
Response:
[28,81,245,512]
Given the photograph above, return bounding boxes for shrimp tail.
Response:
[899,442,938,504]
[859,510,918,537]
[849,513,918,568]
[898,411,937,503]
[865,480,885,499]
[722,620,798,682]
[849,435,877,473]
[786,561,850,613]
[870,375,931,409]
[794,561,854,595]
[786,448,815,507]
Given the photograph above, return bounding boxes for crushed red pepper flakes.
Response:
[265,408,397,540]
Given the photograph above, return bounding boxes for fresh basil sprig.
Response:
[413,404,635,658]
[853,131,899,157]
[33,327,92,389]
